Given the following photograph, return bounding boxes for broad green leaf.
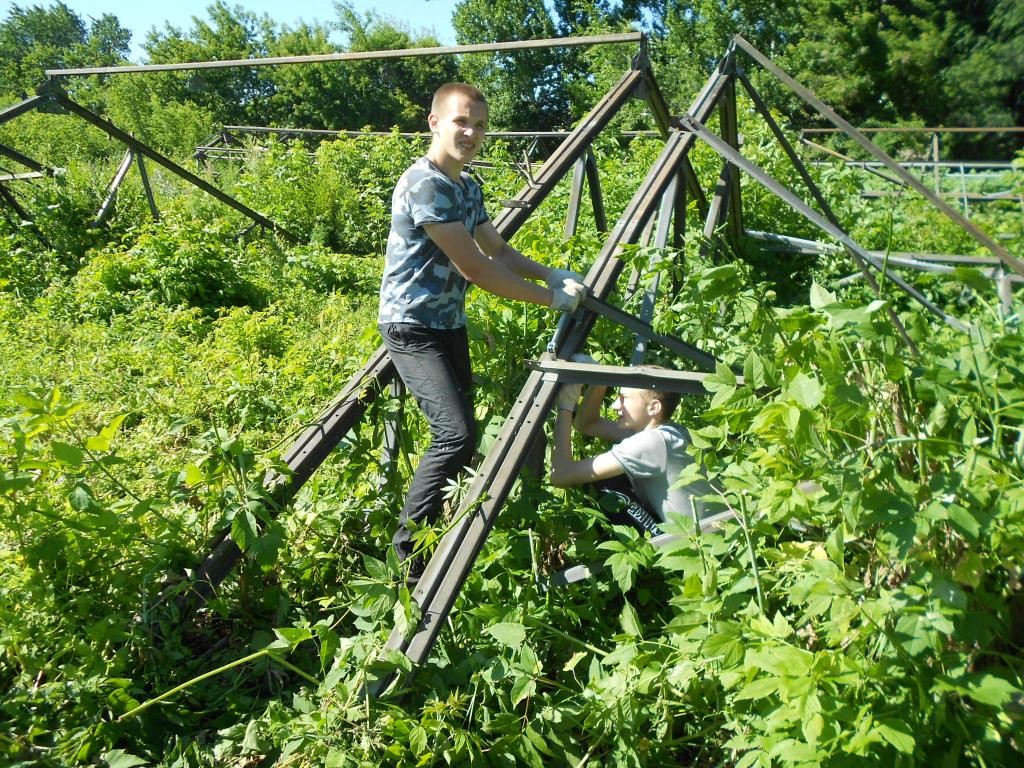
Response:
[52,441,84,466]
[786,373,823,410]
[734,676,780,701]
[524,724,555,757]
[485,621,526,648]
[69,485,92,512]
[273,627,313,651]
[510,673,536,706]
[620,602,642,637]
[180,462,204,487]
[895,612,942,656]
[231,510,258,552]
[946,504,980,540]
[102,750,149,768]
[802,712,824,745]
[965,674,1021,707]
[769,738,820,763]
[876,720,915,753]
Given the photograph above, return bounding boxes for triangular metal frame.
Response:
[14,33,1018,696]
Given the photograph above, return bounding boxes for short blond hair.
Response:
[431,82,488,115]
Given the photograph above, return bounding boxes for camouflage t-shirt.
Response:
[378,157,489,329]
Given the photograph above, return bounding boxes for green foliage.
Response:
[68,215,265,319]
[0,1,129,97]
[1,37,1023,768]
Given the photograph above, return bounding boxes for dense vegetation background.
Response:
[1,1,1023,766]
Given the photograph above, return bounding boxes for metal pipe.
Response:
[733,34,1024,278]
[47,33,644,77]
[680,113,968,333]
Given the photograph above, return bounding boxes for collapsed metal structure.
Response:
[13,33,1022,695]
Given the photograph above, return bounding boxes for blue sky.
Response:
[20,1,461,59]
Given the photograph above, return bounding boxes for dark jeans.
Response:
[380,323,477,562]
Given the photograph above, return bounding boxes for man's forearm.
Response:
[574,385,608,433]
[492,243,552,282]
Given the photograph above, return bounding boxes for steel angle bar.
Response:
[682,155,708,221]
[698,161,733,262]
[583,295,719,371]
[736,71,838,225]
[746,231,1005,267]
[837,256,1024,282]
[0,142,49,174]
[735,71,917,346]
[0,94,48,126]
[585,150,607,232]
[665,50,738,222]
[679,115,970,333]
[136,155,159,220]
[631,173,679,363]
[677,44,737,128]
[719,76,744,242]
[492,68,646,233]
[639,63,673,137]
[49,90,299,243]
[373,130,708,691]
[93,149,134,226]
[732,35,1024,278]
[564,155,587,239]
[0,171,44,182]
[176,72,652,613]
[525,359,737,394]
[174,348,397,608]
[48,33,644,76]
[0,182,50,248]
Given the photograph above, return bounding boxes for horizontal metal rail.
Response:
[47,33,643,76]
[0,171,45,181]
[582,295,720,371]
[745,230,1004,266]
[220,125,662,140]
[801,126,1024,135]
[526,359,741,393]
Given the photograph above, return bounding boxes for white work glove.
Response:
[546,267,588,303]
[571,353,597,365]
[549,282,585,313]
[545,267,585,290]
[556,382,583,411]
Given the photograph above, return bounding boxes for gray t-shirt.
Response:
[378,157,489,329]
[610,423,713,523]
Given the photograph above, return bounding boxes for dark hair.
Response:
[431,82,488,114]
[647,388,680,422]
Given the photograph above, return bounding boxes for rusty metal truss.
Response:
[11,32,1021,697]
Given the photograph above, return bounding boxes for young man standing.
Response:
[549,366,715,536]
[379,82,587,577]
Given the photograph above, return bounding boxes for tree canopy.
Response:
[0,0,1020,155]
